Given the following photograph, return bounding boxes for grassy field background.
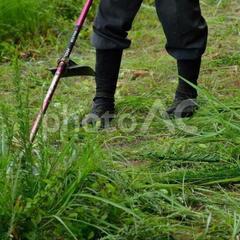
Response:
[0,0,240,239]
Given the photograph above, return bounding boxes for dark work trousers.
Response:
[92,0,208,60]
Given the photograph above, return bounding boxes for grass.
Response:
[0,0,240,239]
[0,0,97,61]
[0,0,53,41]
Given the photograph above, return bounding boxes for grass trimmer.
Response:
[30,0,95,143]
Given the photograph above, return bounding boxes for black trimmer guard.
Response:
[49,59,95,78]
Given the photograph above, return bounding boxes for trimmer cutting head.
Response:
[49,59,95,78]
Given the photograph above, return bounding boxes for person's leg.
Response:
[82,0,143,126]
[155,0,208,118]
[93,0,143,101]
[175,58,201,100]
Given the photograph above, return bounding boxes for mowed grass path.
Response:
[0,1,240,239]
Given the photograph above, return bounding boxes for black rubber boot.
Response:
[82,49,123,128]
[81,97,115,128]
[166,98,198,118]
[166,58,201,118]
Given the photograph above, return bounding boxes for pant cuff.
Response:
[91,30,131,50]
[166,47,206,60]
